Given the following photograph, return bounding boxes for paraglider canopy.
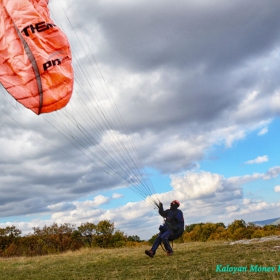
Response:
[0,0,73,115]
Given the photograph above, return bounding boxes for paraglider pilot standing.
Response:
[145,200,184,257]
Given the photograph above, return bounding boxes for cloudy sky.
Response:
[1,0,280,240]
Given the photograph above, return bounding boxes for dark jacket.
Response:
[158,205,184,239]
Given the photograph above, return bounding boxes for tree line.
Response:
[149,219,280,244]
[1,219,280,257]
[0,220,143,257]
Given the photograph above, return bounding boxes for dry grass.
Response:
[1,240,280,279]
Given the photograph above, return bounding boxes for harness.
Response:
[159,209,179,252]
[164,209,179,232]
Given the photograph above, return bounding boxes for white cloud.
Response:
[47,202,76,212]
[274,185,280,192]
[243,198,251,205]
[232,201,271,216]
[245,155,269,164]
[170,171,225,200]
[75,195,110,208]
[225,205,239,213]
[258,127,268,136]
[112,193,123,199]
[263,166,280,180]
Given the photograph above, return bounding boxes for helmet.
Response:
[171,200,180,207]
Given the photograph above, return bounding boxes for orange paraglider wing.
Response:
[0,0,73,115]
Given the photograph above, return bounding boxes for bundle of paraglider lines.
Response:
[0,0,160,208]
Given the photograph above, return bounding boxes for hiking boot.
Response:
[166,250,173,256]
[145,249,154,258]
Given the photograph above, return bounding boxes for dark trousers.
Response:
[151,230,173,254]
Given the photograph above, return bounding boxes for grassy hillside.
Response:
[1,240,280,279]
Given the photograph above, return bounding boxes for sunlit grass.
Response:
[1,241,280,279]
